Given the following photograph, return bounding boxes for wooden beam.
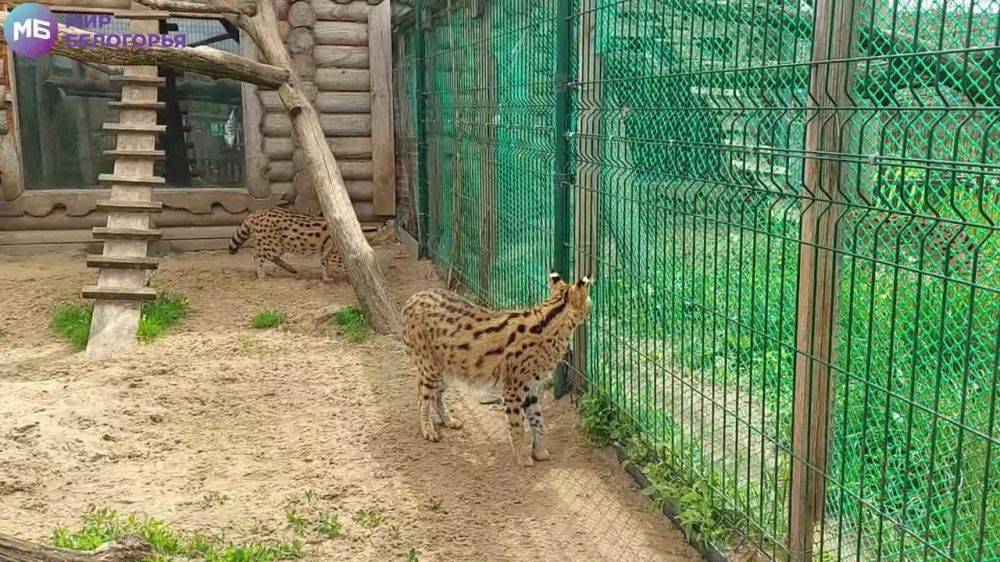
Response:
[368,0,395,216]
[788,0,857,558]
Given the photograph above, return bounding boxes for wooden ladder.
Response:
[84,14,167,355]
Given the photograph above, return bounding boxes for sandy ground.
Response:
[0,247,699,562]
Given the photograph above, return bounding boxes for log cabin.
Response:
[0,0,396,255]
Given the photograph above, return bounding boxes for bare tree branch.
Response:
[133,0,258,16]
[0,12,288,87]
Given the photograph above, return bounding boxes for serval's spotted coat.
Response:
[229,207,397,280]
[402,273,593,466]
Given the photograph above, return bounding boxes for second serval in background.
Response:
[402,273,593,467]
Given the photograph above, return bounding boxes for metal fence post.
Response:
[789,0,856,558]
[413,0,431,259]
[552,0,573,399]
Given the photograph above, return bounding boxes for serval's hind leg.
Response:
[435,385,463,429]
[415,361,442,442]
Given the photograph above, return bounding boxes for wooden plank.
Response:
[261,90,370,113]
[788,0,856,559]
[315,68,371,91]
[314,45,369,68]
[103,122,167,133]
[312,0,369,22]
[98,173,166,186]
[92,227,163,240]
[82,286,158,301]
[86,255,159,270]
[96,199,163,213]
[108,100,166,110]
[241,32,270,198]
[570,0,602,392]
[368,0,395,216]
[109,75,166,86]
[314,21,368,46]
[262,113,371,137]
[102,149,166,159]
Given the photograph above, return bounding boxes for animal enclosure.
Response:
[393,0,998,560]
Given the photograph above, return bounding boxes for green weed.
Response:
[51,302,93,350]
[251,310,287,329]
[52,294,188,350]
[283,506,308,535]
[314,513,343,539]
[407,547,419,561]
[352,507,383,528]
[332,307,369,343]
[51,506,301,561]
[137,294,189,342]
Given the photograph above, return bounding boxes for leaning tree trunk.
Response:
[0,534,150,562]
[240,0,402,333]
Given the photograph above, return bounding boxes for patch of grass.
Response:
[351,507,383,528]
[283,506,309,535]
[579,391,736,551]
[52,506,301,562]
[314,513,343,539]
[51,302,94,350]
[252,310,287,329]
[331,307,369,343]
[51,294,188,349]
[137,294,189,342]
[407,547,419,562]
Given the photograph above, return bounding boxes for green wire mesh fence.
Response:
[393,0,998,559]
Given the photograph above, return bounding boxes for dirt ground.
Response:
[0,247,699,562]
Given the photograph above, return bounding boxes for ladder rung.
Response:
[113,10,170,20]
[92,227,163,241]
[86,255,160,270]
[96,199,163,213]
[108,101,166,111]
[103,122,166,134]
[82,286,158,301]
[103,149,166,160]
[98,174,165,186]
[110,75,166,86]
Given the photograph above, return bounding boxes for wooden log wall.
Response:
[257,0,395,220]
[0,0,395,254]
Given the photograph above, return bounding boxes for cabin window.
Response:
[12,16,246,189]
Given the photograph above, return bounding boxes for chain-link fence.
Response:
[393,0,998,559]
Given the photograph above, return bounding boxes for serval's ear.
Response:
[575,276,594,288]
[548,270,563,287]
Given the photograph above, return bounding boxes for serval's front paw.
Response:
[443,416,464,429]
[532,446,551,461]
[421,424,440,442]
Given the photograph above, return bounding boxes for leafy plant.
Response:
[314,513,343,539]
[283,506,308,535]
[332,307,369,343]
[52,294,188,349]
[52,506,301,561]
[352,507,383,528]
[51,302,93,350]
[252,310,287,329]
[138,294,189,341]
[407,547,419,562]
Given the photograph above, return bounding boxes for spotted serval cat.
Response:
[402,273,593,466]
[229,207,396,280]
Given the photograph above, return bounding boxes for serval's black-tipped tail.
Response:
[229,220,252,254]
